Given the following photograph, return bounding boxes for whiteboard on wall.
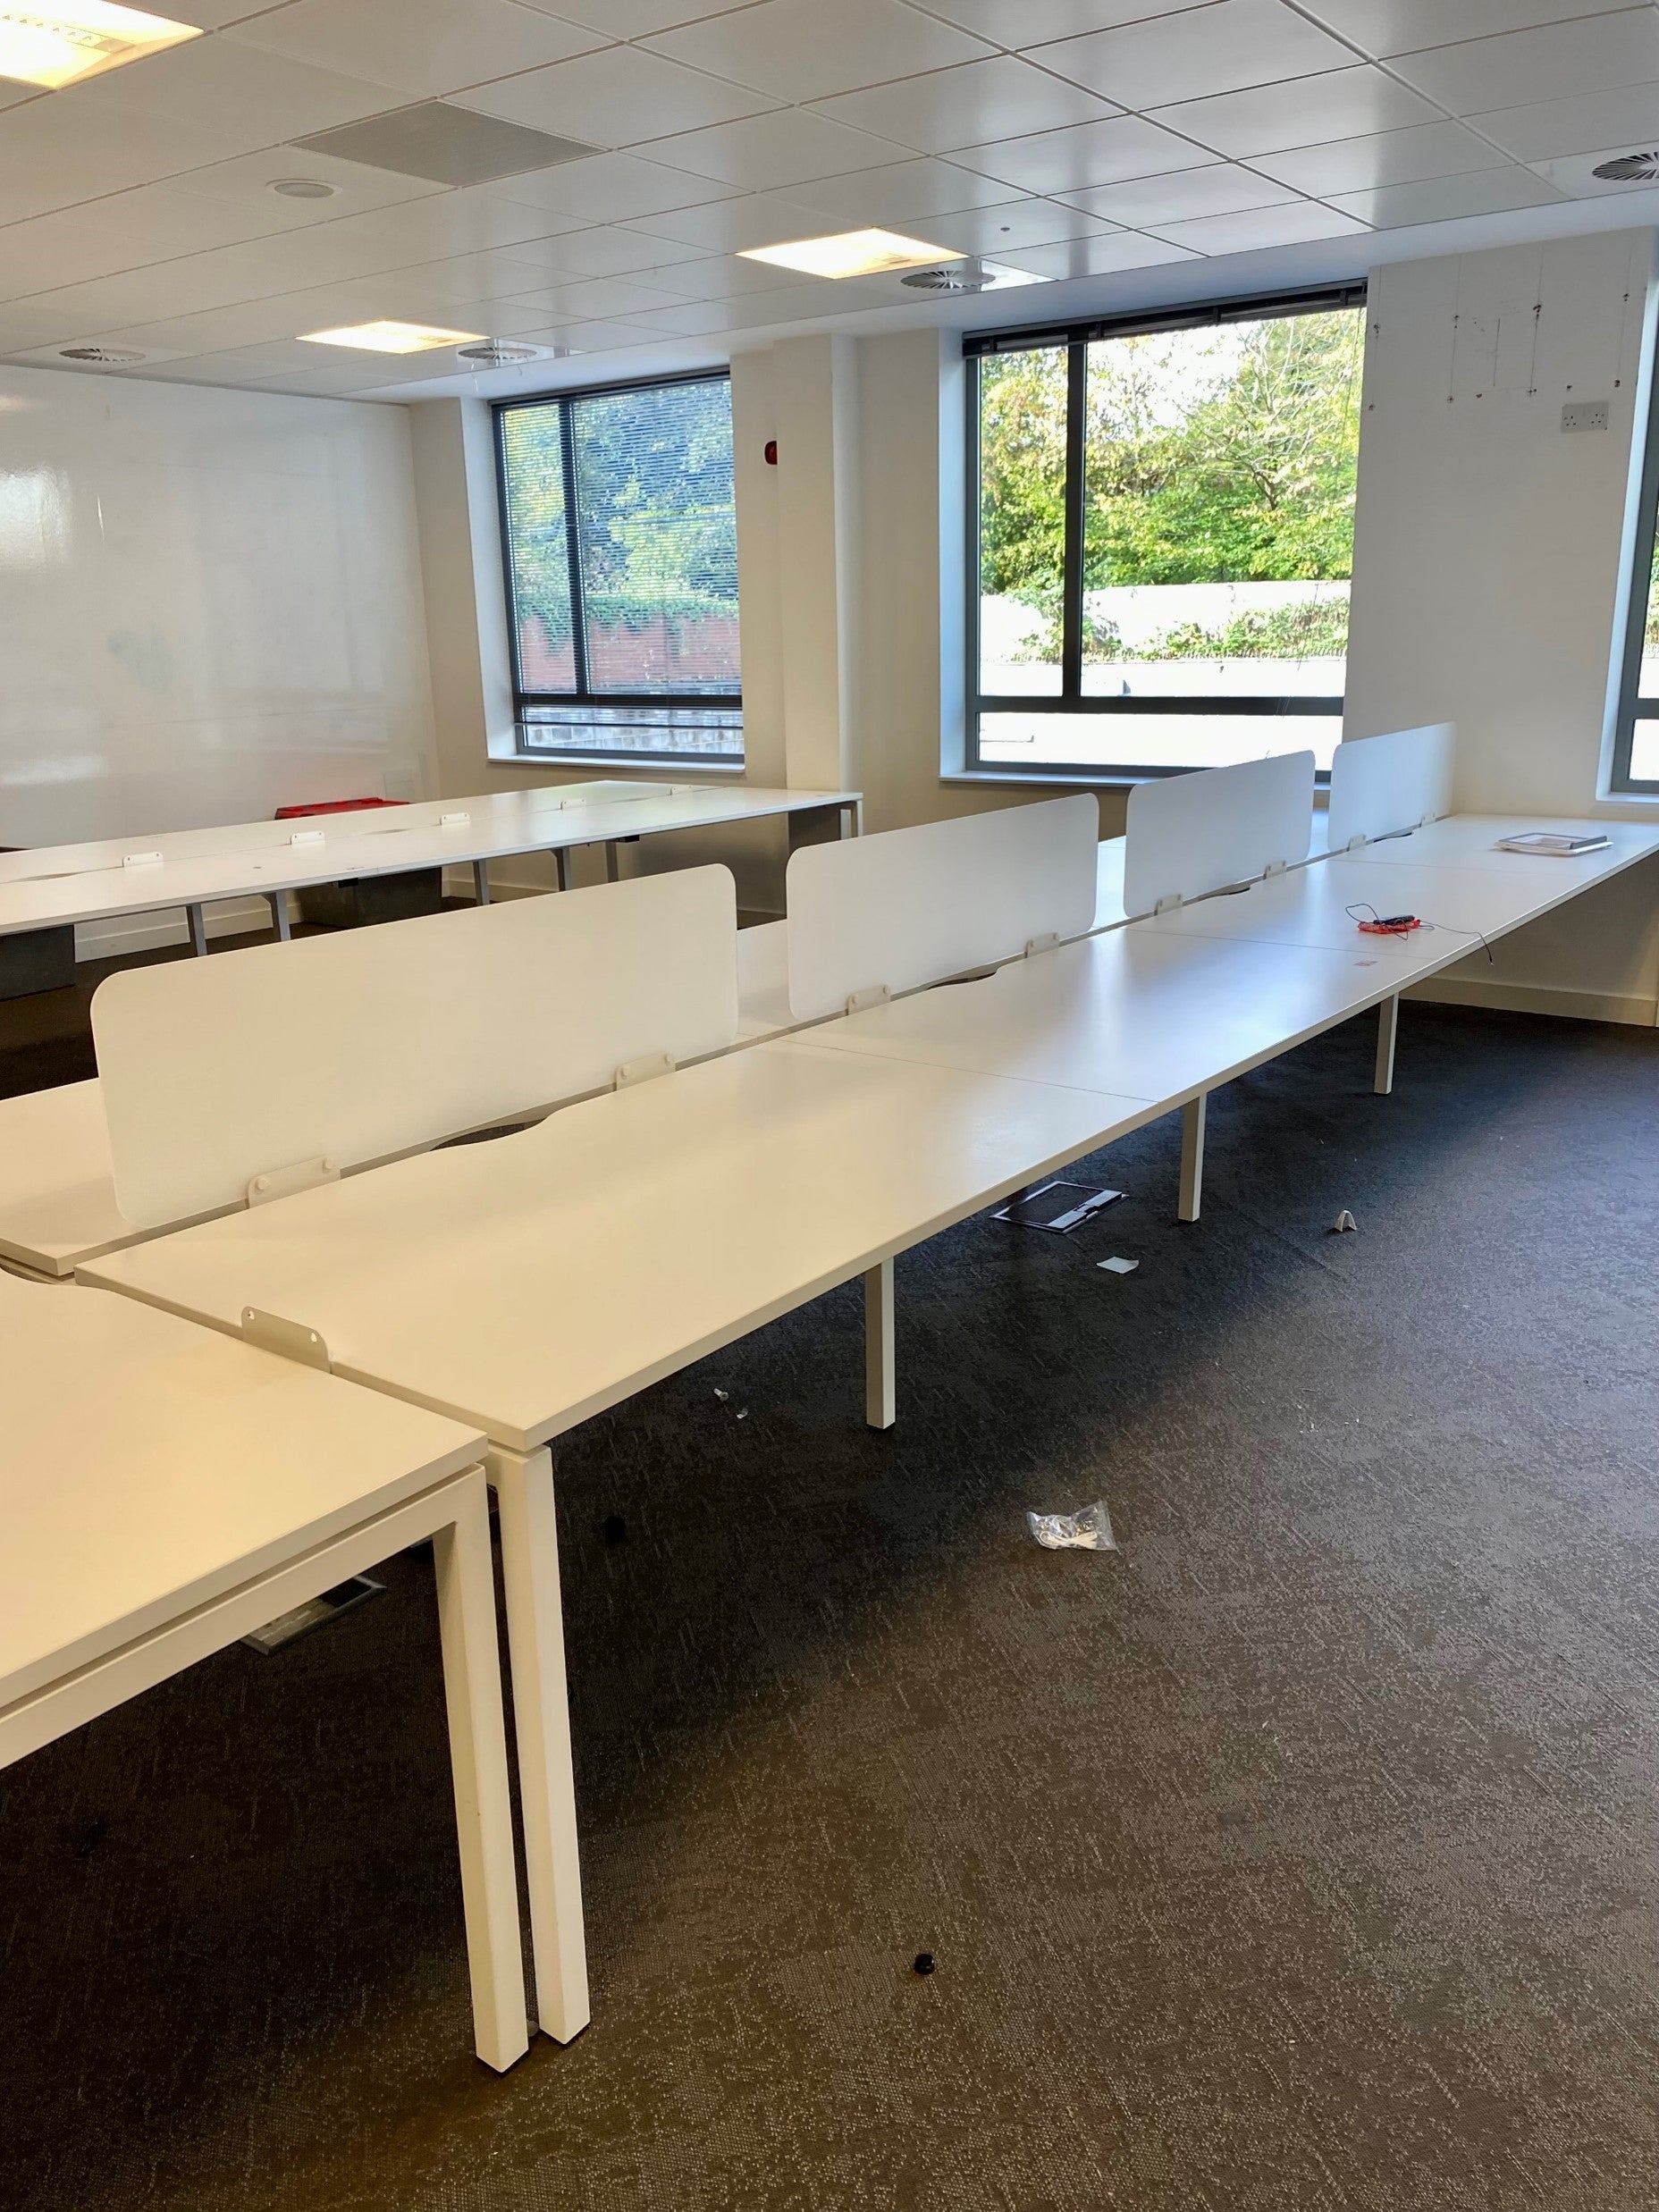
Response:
[1124,753,1315,916]
[0,366,433,848]
[1326,725,1455,851]
[94,868,738,1228]
[785,796,1100,1022]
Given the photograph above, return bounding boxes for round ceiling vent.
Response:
[456,341,543,366]
[59,346,145,365]
[270,177,337,198]
[901,257,999,293]
[1591,150,1659,181]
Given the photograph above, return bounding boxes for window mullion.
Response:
[557,399,591,702]
[1061,340,1087,703]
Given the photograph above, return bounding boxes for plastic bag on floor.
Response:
[1026,1501,1116,1552]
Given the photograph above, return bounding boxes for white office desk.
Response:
[0,1274,527,2073]
[0,781,859,952]
[82,1035,1157,2042]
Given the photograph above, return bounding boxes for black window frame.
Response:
[494,366,743,768]
[964,282,1369,783]
[1609,337,1659,796]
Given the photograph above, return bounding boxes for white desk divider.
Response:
[1123,752,1315,918]
[784,795,1099,1022]
[94,866,738,1230]
[1326,724,1455,852]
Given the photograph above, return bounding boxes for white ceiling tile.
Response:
[811,54,1116,153]
[893,0,1213,46]
[1529,141,1659,194]
[710,275,899,324]
[1142,198,1368,250]
[953,114,1209,194]
[1390,13,1659,116]
[627,190,850,248]
[458,45,776,145]
[484,152,741,220]
[517,0,764,32]
[648,0,992,101]
[0,99,249,222]
[641,108,914,187]
[1327,164,1569,227]
[1254,121,1503,196]
[997,230,1201,276]
[1296,0,1638,59]
[498,273,699,316]
[1035,0,1357,111]
[36,183,298,260]
[1060,161,1299,224]
[779,156,1026,223]
[615,299,743,333]
[508,223,717,274]
[0,214,165,301]
[1471,81,1659,161]
[342,249,565,302]
[224,0,608,99]
[161,146,449,221]
[901,196,1113,252]
[1149,66,1442,156]
[64,38,408,140]
[524,315,671,346]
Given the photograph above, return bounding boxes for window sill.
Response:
[943,768,1332,794]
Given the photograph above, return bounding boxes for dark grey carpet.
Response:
[3,986,1657,2211]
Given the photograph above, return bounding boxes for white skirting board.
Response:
[74,897,282,963]
[1405,975,1657,1025]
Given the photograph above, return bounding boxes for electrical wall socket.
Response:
[1562,399,1610,432]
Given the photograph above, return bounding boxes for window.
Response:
[1610,370,1659,793]
[967,287,1368,780]
[497,372,742,764]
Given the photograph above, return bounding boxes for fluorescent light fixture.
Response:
[298,320,487,355]
[0,0,200,89]
[738,227,961,280]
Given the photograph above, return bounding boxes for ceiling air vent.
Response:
[456,341,542,366]
[291,102,601,188]
[1592,150,1659,181]
[60,346,145,364]
[900,257,1039,294]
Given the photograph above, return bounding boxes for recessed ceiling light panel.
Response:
[739,228,963,280]
[299,320,487,355]
[0,0,200,89]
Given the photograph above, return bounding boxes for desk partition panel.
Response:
[1123,753,1315,918]
[94,866,739,1228]
[1326,724,1455,852]
[784,796,1099,1022]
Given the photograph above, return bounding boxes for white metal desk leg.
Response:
[488,1442,590,2045]
[472,861,492,907]
[185,903,207,956]
[1179,1093,1208,1224]
[1375,994,1399,1097]
[864,1257,895,1430]
[432,1469,531,2073]
[552,847,568,893]
[266,892,291,942]
[603,841,619,884]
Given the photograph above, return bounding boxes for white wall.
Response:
[1347,227,1659,1022]
[0,365,435,868]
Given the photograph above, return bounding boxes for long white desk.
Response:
[0,1271,527,2073]
[81,1036,1160,2040]
[66,803,1659,2048]
[0,780,859,955]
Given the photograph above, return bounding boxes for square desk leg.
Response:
[473,862,492,907]
[185,903,208,957]
[865,1257,896,1430]
[1375,994,1399,1097]
[0,1466,529,2075]
[1179,1093,1207,1224]
[487,1442,591,2046]
[266,893,291,942]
